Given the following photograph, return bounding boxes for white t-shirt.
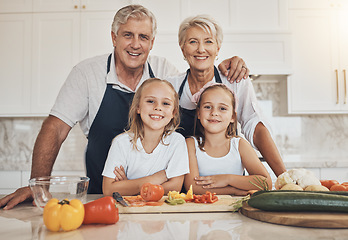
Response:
[166,71,271,149]
[50,52,179,137]
[193,137,244,177]
[102,132,189,180]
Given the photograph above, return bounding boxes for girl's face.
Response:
[137,81,175,133]
[197,87,234,135]
[181,26,220,72]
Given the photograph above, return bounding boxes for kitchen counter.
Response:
[1,195,348,240]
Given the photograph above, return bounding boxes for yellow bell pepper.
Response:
[43,198,85,232]
[167,185,194,201]
[185,185,193,200]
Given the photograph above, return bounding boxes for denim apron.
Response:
[177,66,222,137]
[85,54,155,193]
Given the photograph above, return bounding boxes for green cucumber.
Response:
[248,191,348,212]
[252,190,348,197]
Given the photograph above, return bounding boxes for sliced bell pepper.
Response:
[192,191,218,203]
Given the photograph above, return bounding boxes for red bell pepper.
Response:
[193,191,218,203]
[83,196,119,224]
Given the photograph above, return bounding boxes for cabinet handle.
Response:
[335,69,339,104]
[344,69,347,104]
[82,5,86,9]
[74,5,78,9]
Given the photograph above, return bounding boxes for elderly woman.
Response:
[167,15,286,182]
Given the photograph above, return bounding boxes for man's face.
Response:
[112,17,154,72]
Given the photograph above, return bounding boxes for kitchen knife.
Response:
[113,192,129,207]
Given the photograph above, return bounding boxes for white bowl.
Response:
[29,176,89,209]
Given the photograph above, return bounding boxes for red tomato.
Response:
[330,184,348,191]
[320,180,339,189]
[140,183,164,202]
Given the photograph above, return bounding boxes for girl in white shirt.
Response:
[184,83,271,195]
[102,78,189,196]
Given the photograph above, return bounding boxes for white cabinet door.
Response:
[80,11,116,60]
[229,0,288,31]
[33,0,130,12]
[33,0,78,12]
[288,10,341,113]
[338,8,348,109]
[31,13,80,114]
[0,14,31,115]
[0,0,33,13]
[81,0,129,12]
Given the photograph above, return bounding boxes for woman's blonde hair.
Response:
[127,78,180,149]
[178,14,223,50]
[194,84,237,151]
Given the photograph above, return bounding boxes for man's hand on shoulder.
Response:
[218,56,250,83]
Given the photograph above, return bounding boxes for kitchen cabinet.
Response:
[0,0,32,13]
[1,0,291,115]
[32,0,129,12]
[30,13,80,114]
[0,14,31,114]
[147,0,291,73]
[0,1,120,115]
[286,1,348,114]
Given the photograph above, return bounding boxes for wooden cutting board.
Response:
[240,202,348,229]
[117,195,242,214]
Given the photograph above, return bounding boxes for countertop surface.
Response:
[1,195,348,240]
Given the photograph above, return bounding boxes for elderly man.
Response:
[0,5,251,209]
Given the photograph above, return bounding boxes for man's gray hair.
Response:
[111,5,157,39]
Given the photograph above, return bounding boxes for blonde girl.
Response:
[184,83,272,195]
[102,78,189,196]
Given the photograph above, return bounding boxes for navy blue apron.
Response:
[177,66,222,137]
[85,54,155,194]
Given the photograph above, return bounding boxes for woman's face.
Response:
[181,26,220,72]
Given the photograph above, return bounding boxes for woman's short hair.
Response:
[111,5,157,39]
[178,14,223,49]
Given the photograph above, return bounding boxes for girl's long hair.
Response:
[127,78,180,150]
[194,84,237,151]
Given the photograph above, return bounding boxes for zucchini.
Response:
[248,191,348,212]
[252,190,348,197]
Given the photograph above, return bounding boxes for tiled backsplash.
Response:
[1,77,348,172]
